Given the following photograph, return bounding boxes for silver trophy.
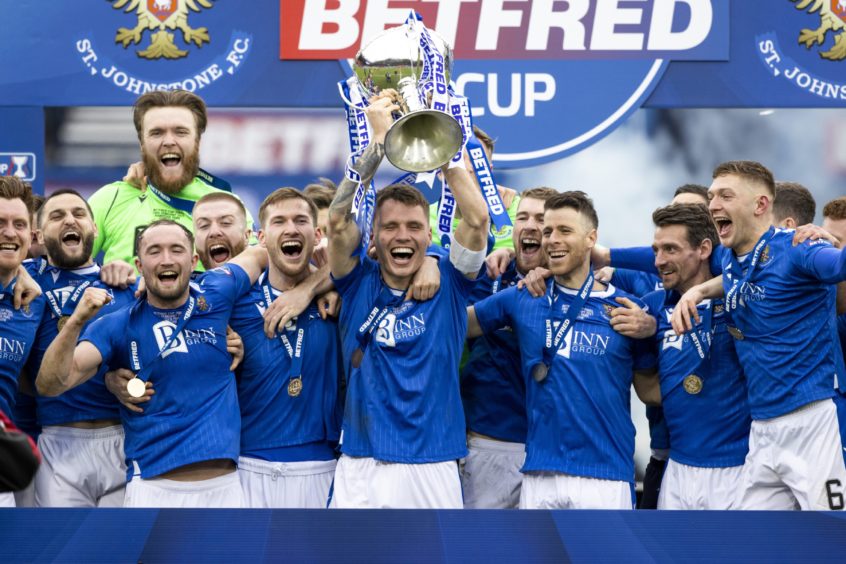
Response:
[354,25,463,173]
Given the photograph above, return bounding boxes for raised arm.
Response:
[36,288,110,397]
[443,165,489,255]
[328,95,398,279]
[228,245,268,285]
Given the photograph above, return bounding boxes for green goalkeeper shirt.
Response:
[89,178,255,270]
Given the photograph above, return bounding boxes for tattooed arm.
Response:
[328,94,399,279]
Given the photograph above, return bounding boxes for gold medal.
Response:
[531,363,549,383]
[57,315,70,332]
[727,326,744,340]
[683,374,703,395]
[351,348,364,369]
[288,376,303,397]
[126,377,146,399]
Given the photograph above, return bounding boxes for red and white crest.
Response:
[147,0,178,23]
[833,0,846,23]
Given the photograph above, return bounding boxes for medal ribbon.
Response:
[128,292,197,383]
[354,284,404,354]
[259,273,307,384]
[45,278,102,319]
[725,227,774,314]
[195,168,232,193]
[147,183,197,215]
[539,270,595,372]
[686,299,715,364]
[681,298,716,389]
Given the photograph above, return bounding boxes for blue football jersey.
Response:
[642,291,750,467]
[26,263,136,425]
[0,280,44,423]
[836,312,846,379]
[460,260,526,443]
[229,271,343,462]
[718,229,846,419]
[611,268,662,298]
[611,246,724,277]
[81,264,252,479]
[332,254,474,463]
[474,282,654,483]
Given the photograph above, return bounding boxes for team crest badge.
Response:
[110,0,214,60]
[714,303,725,315]
[197,295,209,311]
[602,303,615,319]
[791,0,846,60]
[759,245,772,265]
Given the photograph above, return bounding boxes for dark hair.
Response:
[375,184,429,219]
[521,187,559,202]
[37,189,94,228]
[133,90,208,142]
[773,181,816,225]
[652,203,718,250]
[136,219,194,254]
[193,192,248,224]
[303,179,337,210]
[473,125,495,155]
[823,196,846,221]
[0,176,34,214]
[544,190,598,230]
[259,187,318,227]
[32,194,45,214]
[712,160,775,197]
[673,184,708,203]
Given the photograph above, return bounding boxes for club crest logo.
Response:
[756,2,846,101]
[110,0,213,60]
[196,295,209,311]
[791,0,846,60]
[74,1,252,97]
[759,245,772,265]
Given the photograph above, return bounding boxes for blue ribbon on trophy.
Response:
[338,11,511,254]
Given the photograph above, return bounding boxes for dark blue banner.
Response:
[0,1,840,168]
[1,509,845,563]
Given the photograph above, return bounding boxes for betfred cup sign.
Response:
[281,0,728,167]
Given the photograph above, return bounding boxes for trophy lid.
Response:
[353,25,453,98]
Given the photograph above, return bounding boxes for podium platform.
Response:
[2,508,845,563]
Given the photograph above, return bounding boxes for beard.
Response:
[45,232,95,269]
[143,143,200,195]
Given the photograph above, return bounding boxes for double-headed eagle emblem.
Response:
[791,0,846,60]
[109,0,214,60]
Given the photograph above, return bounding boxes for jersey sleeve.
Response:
[626,293,658,370]
[79,309,126,369]
[610,247,658,275]
[331,256,375,300]
[789,241,846,284]
[200,263,253,303]
[87,183,121,259]
[473,286,516,335]
[441,253,477,301]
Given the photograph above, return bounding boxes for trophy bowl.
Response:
[354,26,463,173]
